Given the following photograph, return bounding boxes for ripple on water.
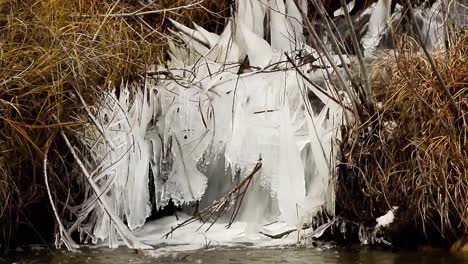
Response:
[7,246,468,264]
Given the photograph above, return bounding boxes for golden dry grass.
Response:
[337,29,468,246]
[0,0,229,250]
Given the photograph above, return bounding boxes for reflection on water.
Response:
[7,246,468,264]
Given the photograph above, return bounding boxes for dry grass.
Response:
[0,0,229,250]
[337,28,468,245]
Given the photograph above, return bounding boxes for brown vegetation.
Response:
[0,0,229,250]
[337,28,468,247]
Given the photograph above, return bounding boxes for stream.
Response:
[7,246,468,264]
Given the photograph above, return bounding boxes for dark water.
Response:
[6,246,468,264]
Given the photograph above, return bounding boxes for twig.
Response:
[260,229,296,239]
[93,0,121,41]
[259,222,310,240]
[162,159,263,239]
[44,144,79,251]
[73,1,203,18]
[284,52,350,111]
[73,87,116,151]
[60,128,152,249]
[339,0,375,108]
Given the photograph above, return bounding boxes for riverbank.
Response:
[0,0,467,254]
[6,245,468,264]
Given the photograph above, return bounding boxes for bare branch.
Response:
[60,128,152,249]
[162,159,263,239]
[72,1,204,18]
[44,144,80,251]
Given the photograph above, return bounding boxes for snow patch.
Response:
[375,206,398,229]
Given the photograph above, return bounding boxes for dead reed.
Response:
[337,28,468,246]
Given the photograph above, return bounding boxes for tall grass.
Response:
[335,13,467,247]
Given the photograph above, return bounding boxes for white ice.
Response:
[75,0,428,249]
[375,206,398,229]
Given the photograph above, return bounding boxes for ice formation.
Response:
[362,0,447,55]
[77,0,450,248]
[375,206,398,229]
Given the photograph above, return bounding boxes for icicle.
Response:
[209,21,245,63]
[169,18,211,47]
[161,137,208,206]
[333,0,356,17]
[62,130,152,249]
[237,20,273,68]
[192,22,220,48]
[276,92,306,224]
[358,224,370,245]
[237,0,267,37]
[361,0,392,56]
[170,30,211,60]
[270,0,295,51]
[125,85,154,230]
[79,0,352,246]
[285,0,305,42]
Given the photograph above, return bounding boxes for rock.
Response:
[450,240,468,253]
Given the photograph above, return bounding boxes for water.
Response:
[7,246,468,264]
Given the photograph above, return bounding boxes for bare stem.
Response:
[60,129,152,249]
[44,144,80,251]
[73,1,203,18]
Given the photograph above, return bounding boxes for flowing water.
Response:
[7,246,468,264]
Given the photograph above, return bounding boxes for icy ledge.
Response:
[134,215,301,257]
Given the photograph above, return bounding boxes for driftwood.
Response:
[259,223,311,240]
[162,159,263,239]
[260,219,337,240]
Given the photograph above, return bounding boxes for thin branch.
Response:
[284,52,350,111]
[44,144,80,251]
[73,87,116,151]
[60,128,152,249]
[339,0,375,107]
[297,1,362,122]
[73,1,203,18]
[260,223,311,239]
[162,159,263,239]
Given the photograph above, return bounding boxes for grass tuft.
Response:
[337,28,468,246]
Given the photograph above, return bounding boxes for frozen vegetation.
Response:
[73,0,450,250]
